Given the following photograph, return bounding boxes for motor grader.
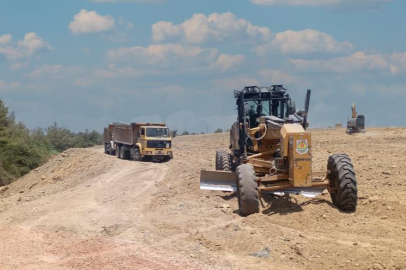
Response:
[200,86,358,216]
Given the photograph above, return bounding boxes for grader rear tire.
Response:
[328,154,358,211]
[215,151,223,170]
[215,151,231,171]
[237,164,260,216]
[219,152,231,171]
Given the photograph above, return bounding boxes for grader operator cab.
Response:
[200,86,358,216]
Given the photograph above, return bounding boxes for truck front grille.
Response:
[147,141,171,148]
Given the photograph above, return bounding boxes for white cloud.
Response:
[250,0,392,8]
[291,51,406,74]
[69,9,115,35]
[0,80,21,92]
[109,43,217,67]
[28,64,62,78]
[10,62,29,71]
[93,65,156,78]
[210,54,246,72]
[212,69,303,90]
[109,44,246,72]
[255,29,353,55]
[0,33,53,61]
[211,76,258,90]
[257,69,299,84]
[0,34,12,45]
[152,12,272,44]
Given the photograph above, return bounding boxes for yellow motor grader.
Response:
[200,86,358,216]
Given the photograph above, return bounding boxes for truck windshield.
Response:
[146,128,170,138]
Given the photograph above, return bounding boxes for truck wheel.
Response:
[120,147,127,160]
[116,145,121,159]
[109,146,115,156]
[104,143,108,154]
[236,164,260,216]
[133,148,142,161]
[328,154,358,211]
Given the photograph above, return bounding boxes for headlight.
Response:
[167,151,172,155]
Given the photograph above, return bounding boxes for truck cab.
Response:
[139,125,173,160]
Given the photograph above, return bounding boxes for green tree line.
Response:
[0,99,102,186]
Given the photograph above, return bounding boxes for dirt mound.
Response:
[1,128,406,269]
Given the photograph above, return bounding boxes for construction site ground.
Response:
[0,127,405,270]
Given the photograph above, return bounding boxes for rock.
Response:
[41,176,46,180]
[382,171,391,175]
[219,204,230,209]
[61,153,68,157]
[299,233,307,238]
[19,190,24,193]
[249,247,270,258]
[0,186,9,194]
[353,242,358,246]
[369,196,379,203]
[381,216,388,220]
[292,245,304,256]
[373,263,384,270]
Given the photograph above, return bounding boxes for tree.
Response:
[181,131,190,135]
[0,98,104,186]
[214,128,223,133]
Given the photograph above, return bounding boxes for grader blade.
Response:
[200,170,237,192]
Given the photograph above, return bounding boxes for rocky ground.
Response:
[1,127,405,270]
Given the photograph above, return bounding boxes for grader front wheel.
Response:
[237,164,260,216]
[328,154,358,211]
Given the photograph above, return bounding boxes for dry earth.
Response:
[1,127,406,270]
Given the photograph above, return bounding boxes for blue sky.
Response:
[1,0,405,133]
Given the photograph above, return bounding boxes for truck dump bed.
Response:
[104,124,114,143]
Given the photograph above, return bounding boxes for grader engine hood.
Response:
[281,124,313,187]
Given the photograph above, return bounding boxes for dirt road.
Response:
[1,128,406,269]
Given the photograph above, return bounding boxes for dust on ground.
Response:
[1,127,406,270]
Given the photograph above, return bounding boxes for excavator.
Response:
[346,103,365,134]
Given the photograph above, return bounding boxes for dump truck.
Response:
[112,122,173,161]
[346,103,365,134]
[200,85,358,216]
